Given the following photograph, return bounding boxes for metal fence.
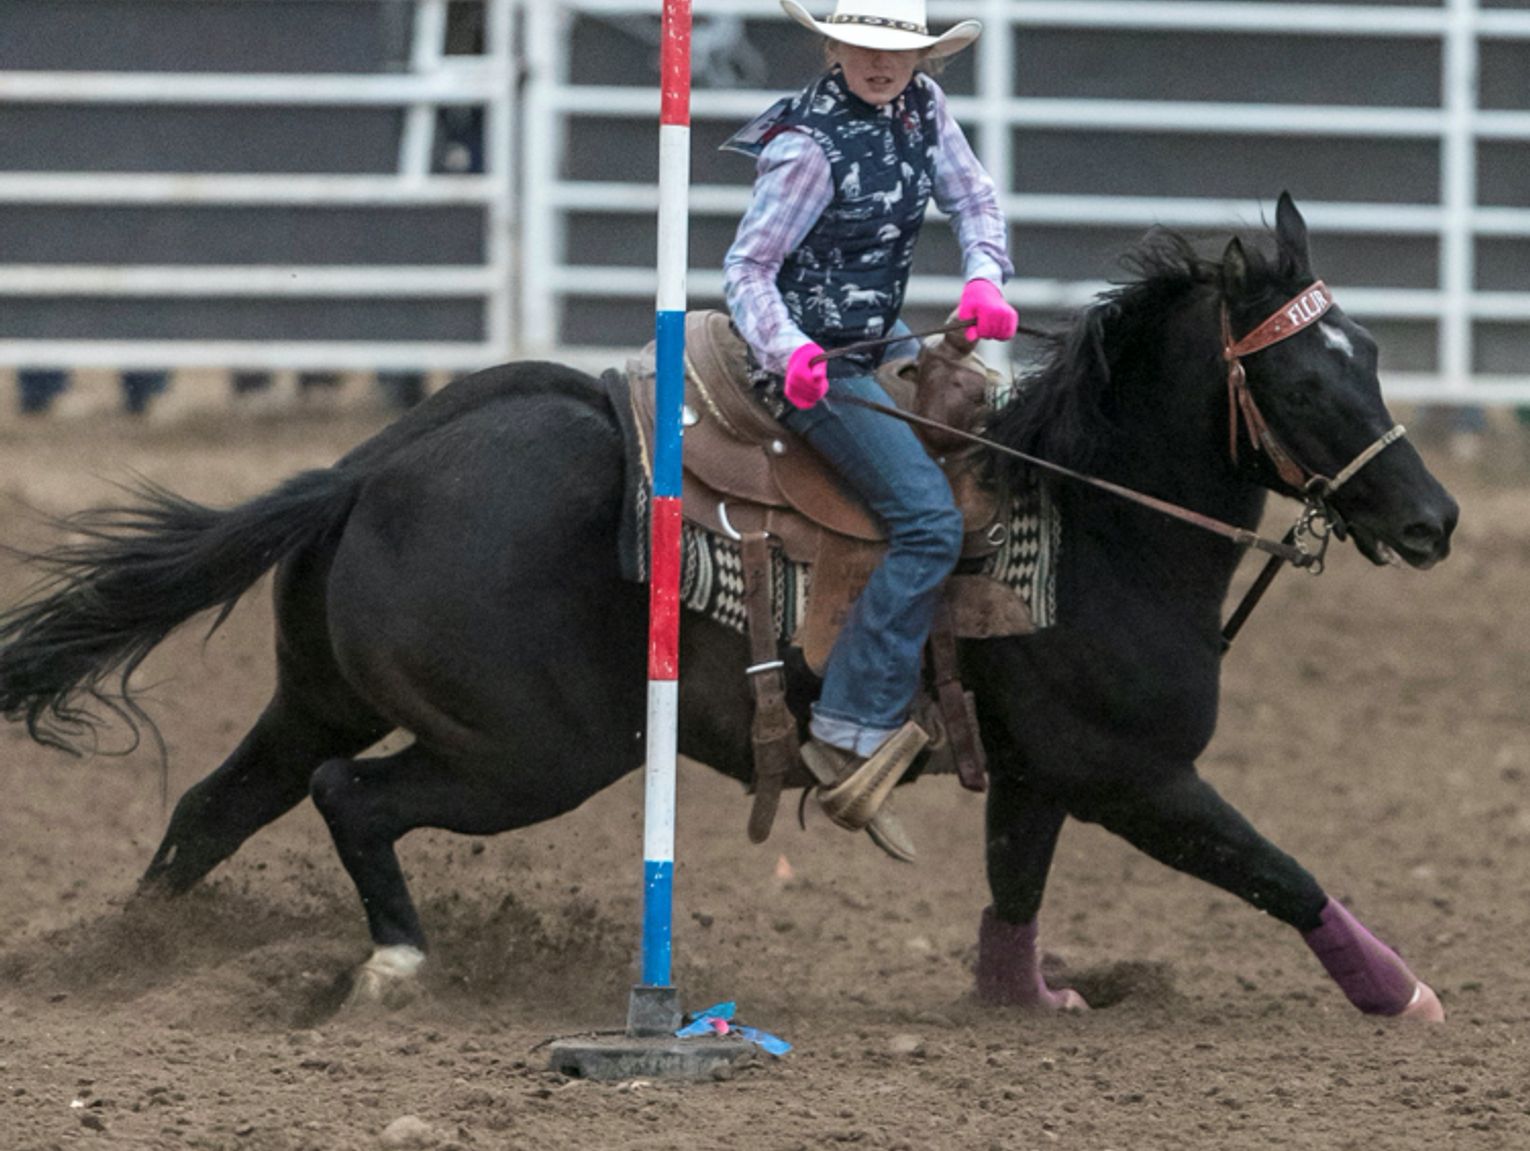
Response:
[0,0,517,372]
[5,0,1530,402]
[525,0,1530,403]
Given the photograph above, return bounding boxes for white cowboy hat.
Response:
[780,0,982,59]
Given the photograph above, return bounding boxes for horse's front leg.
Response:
[1081,764,1443,1021]
[978,769,1088,1010]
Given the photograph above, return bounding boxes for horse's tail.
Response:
[0,467,361,752]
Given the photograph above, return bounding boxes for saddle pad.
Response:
[628,466,1060,645]
[978,471,1061,630]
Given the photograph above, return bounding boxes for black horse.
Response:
[0,195,1457,1017]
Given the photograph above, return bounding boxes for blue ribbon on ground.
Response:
[675,1001,792,1057]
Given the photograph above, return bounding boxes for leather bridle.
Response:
[1221,280,1406,503]
[827,280,1415,649]
[1215,280,1410,646]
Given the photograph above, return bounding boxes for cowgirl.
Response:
[723,0,1018,859]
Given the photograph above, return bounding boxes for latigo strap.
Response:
[741,531,801,844]
[925,600,988,792]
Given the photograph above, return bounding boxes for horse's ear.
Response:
[1221,236,1250,300]
[1274,191,1314,280]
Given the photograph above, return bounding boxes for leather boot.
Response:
[799,732,921,863]
[799,721,928,859]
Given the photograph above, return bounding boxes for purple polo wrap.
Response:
[1302,897,1420,1015]
[976,906,1072,1008]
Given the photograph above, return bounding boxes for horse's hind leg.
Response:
[308,742,585,1002]
[1084,767,1442,1019]
[977,771,1086,1009]
[140,691,389,896]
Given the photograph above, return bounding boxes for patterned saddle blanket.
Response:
[662,473,1058,648]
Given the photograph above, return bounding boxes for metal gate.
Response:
[5,1,1530,401]
[522,0,1530,403]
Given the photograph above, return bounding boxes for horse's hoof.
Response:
[976,984,1089,1011]
[345,945,426,1009]
[1397,981,1445,1022]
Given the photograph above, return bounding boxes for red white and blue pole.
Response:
[638,0,691,1008]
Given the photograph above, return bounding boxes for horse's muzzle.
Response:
[1353,493,1458,570]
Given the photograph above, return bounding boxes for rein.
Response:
[811,320,970,365]
[829,391,1312,565]
[824,281,1411,645]
[810,319,1056,366]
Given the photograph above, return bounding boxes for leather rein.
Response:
[828,282,1409,647]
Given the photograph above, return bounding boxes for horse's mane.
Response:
[989,222,1306,479]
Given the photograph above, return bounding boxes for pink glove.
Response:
[784,342,830,410]
[958,279,1019,342]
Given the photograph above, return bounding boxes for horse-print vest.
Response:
[728,69,938,367]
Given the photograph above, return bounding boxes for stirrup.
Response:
[808,721,929,831]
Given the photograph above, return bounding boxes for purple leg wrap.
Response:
[1302,897,1420,1016]
[976,906,1074,1008]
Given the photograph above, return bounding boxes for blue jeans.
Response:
[780,332,963,755]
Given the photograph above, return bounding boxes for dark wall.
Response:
[0,0,404,73]
[0,106,406,174]
[0,205,484,265]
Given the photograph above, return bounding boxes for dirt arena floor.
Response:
[2,397,1529,1150]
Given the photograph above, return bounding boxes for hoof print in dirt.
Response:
[1063,960,1179,1011]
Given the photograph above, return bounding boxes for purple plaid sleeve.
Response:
[723,131,833,375]
[927,79,1014,286]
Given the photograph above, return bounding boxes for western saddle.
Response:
[627,311,1033,844]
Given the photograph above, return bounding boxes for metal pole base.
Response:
[626,983,682,1037]
[543,985,755,1081]
[546,1033,756,1081]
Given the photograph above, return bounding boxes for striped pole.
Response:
[632,0,690,1028]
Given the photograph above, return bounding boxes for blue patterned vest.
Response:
[726,68,938,370]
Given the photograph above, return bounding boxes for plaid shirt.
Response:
[724,78,1013,374]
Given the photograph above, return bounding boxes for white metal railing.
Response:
[0,0,518,372]
[524,0,1530,402]
[7,0,1530,401]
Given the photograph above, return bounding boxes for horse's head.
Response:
[1220,193,1458,568]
